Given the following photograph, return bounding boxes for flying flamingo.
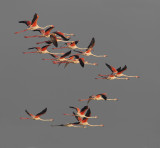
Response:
[64,105,98,118]
[52,108,103,128]
[75,108,104,128]
[15,13,53,34]
[36,33,74,45]
[24,25,54,38]
[104,63,140,78]
[20,108,54,121]
[42,50,72,62]
[52,40,87,50]
[63,55,85,68]
[74,38,108,57]
[55,30,75,36]
[49,54,84,68]
[95,74,129,80]
[79,93,118,104]
[23,45,64,55]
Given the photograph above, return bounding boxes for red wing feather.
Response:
[45,26,54,35]
[41,45,50,51]
[80,106,88,115]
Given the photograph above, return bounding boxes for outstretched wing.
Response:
[61,50,71,58]
[25,109,34,117]
[54,31,70,41]
[19,21,31,27]
[50,34,58,47]
[105,63,117,73]
[36,108,47,117]
[69,106,80,112]
[87,37,95,49]
[80,106,88,115]
[31,13,39,27]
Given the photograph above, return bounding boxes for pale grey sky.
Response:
[0,0,160,148]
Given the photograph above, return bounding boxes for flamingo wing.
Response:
[54,31,70,41]
[69,106,80,112]
[99,93,107,100]
[116,67,122,72]
[25,109,34,117]
[50,34,58,47]
[105,63,117,73]
[36,108,47,117]
[19,21,31,27]
[78,58,85,68]
[73,112,82,122]
[87,37,95,49]
[80,106,88,115]
[61,50,71,58]
[31,13,39,27]
[41,45,50,51]
[45,26,54,35]
[82,109,91,123]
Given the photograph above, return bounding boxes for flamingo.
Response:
[79,93,118,104]
[23,45,64,55]
[52,109,102,128]
[74,38,108,57]
[75,108,104,128]
[95,74,129,80]
[55,30,75,36]
[51,122,83,128]
[49,54,84,68]
[63,55,85,68]
[36,33,74,45]
[52,40,87,50]
[105,63,140,78]
[24,25,54,38]
[64,105,98,118]
[20,108,54,121]
[15,13,52,34]
[42,50,72,62]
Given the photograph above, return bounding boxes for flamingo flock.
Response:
[16,13,140,128]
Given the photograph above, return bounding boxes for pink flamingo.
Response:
[52,40,87,50]
[42,50,72,62]
[95,74,129,80]
[103,63,140,78]
[23,45,64,55]
[52,108,103,128]
[75,108,104,128]
[24,25,54,38]
[79,93,118,104]
[15,13,52,34]
[74,38,108,57]
[64,105,98,118]
[20,108,54,121]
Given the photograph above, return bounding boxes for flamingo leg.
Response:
[23,51,38,54]
[14,29,28,34]
[24,35,41,38]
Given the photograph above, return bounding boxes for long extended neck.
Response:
[107,98,118,101]
[39,118,54,121]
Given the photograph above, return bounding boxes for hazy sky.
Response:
[0,0,160,148]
